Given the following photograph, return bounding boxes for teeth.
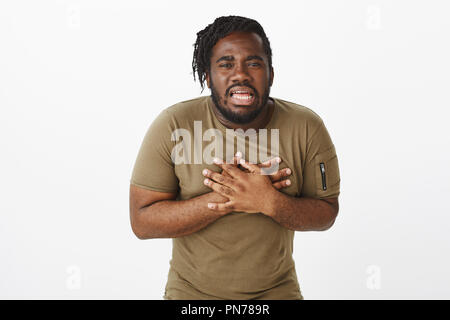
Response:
[231,90,252,96]
[233,95,252,100]
[231,92,253,98]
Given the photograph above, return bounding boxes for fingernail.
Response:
[286,179,291,186]
[208,203,214,209]
[213,158,221,164]
[204,178,209,185]
[286,168,291,175]
[235,151,242,157]
[202,169,208,175]
[239,158,245,165]
[276,157,281,163]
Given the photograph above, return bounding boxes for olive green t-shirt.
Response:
[131,96,340,300]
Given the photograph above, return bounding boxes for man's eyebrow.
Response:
[215,55,264,63]
[215,56,234,63]
[245,55,264,62]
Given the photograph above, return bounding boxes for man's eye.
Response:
[248,63,261,67]
[219,63,232,68]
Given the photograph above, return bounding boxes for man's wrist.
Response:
[261,188,280,218]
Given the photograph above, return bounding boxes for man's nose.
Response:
[230,63,251,82]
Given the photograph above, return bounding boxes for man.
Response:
[129,16,340,300]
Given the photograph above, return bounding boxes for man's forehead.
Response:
[211,31,265,57]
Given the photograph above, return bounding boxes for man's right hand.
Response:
[216,154,292,192]
[206,155,292,214]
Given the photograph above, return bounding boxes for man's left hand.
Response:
[202,158,279,214]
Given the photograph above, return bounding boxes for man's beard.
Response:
[210,80,271,124]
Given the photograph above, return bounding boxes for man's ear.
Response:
[206,72,211,88]
[269,67,274,87]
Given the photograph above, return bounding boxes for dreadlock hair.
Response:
[192,16,273,92]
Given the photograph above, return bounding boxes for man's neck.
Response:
[212,98,275,132]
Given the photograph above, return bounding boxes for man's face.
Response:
[206,31,274,124]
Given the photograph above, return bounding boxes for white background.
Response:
[1,0,449,299]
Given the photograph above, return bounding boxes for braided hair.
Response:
[192,16,273,92]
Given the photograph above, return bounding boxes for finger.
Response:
[202,169,236,190]
[222,162,246,178]
[215,155,241,166]
[207,201,234,212]
[223,155,240,165]
[212,157,228,176]
[214,157,245,178]
[204,178,234,197]
[223,153,242,175]
[222,168,232,177]
[258,157,282,176]
[258,157,282,168]
[234,151,242,165]
[234,152,251,173]
[231,155,241,171]
[272,179,292,190]
[239,158,261,174]
[269,167,292,182]
[213,157,224,166]
[213,157,238,177]
[234,151,245,171]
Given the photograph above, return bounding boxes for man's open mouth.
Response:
[229,87,256,106]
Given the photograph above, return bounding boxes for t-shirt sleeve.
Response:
[130,109,179,193]
[300,120,341,199]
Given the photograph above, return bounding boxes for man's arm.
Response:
[129,185,230,239]
[203,160,339,232]
[264,194,339,231]
[129,160,293,239]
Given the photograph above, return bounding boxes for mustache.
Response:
[225,83,258,97]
